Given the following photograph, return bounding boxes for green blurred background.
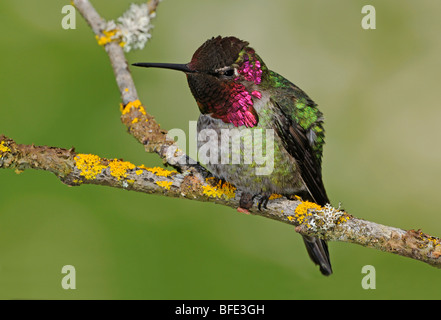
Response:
[1,0,440,299]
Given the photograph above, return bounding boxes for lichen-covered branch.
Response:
[293,208,441,268]
[73,0,204,177]
[1,0,440,272]
[0,135,228,204]
[1,134,441,269]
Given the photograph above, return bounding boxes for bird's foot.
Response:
[238,192,271,212]
[256,194,270,211]
[238,192,254,214]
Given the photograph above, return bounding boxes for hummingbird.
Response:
[133,36,332,276]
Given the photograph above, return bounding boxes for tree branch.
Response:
[1,134,441,269]
[1,0,440,271]
[74,0,205,176]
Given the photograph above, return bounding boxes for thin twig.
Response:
[73,0,206,177]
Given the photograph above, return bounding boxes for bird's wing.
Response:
[269,82,333,276]
[269,85,329,206]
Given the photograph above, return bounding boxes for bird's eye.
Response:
[214,67,236,78]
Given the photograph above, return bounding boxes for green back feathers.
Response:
[266,71,325,162]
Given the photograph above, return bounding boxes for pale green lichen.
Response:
[291,201,349,231]
[96,3,157,52]
[311,203,347,232]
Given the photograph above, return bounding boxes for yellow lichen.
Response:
[336,213,351,224]
[269,193,283,200]
[221,181,236,200]
[132,117,139,124]
[143,166,176,177]
[96,29,118,46]
[0,141,11,154]
[121,99,146,116]
[417,232,441,248]
[139,106,147,115]
[108,159,136,181]
[156,180,173,190]
[202,184,222,198]
[75,154,107,180]
[202,179,236,200]
[294,201,322,225]
[135,169,143,175]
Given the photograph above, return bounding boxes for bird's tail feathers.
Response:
[302,235,332,276]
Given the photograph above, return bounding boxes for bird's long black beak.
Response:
[132,62,195,73]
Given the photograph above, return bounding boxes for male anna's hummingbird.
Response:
[133,36,332,276]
